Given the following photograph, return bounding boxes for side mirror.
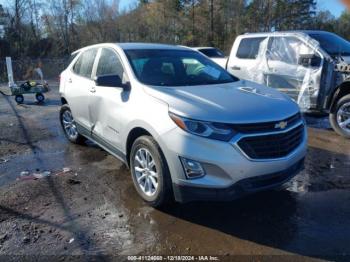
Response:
[298,54,322,68]
[94,75,129,90]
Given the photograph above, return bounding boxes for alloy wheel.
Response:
[62,110,78,140]
[133,148,159,197]
[337,102,350,134]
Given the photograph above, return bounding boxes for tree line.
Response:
[0,0,349,59]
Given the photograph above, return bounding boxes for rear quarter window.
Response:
[68,52,79,66]
[72,48,97,78]
[236,37,266,59]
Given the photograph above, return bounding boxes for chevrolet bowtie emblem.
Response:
[275,121,288,129]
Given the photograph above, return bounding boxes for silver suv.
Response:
[59,43,307,207]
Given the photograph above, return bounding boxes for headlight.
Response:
[169,112,236,141]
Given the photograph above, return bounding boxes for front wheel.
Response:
[329,94,350,138]
[130,136,173,207]
[59,105,86,144]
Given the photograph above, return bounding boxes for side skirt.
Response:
[75,122,128,166]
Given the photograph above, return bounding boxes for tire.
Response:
[130,136,173,207]
[35,93,45,103]
[329,94,350,138]
[59,105,86,144]
[15,95,24,104]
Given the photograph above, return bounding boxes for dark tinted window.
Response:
[236,37,266,59]
[96,48,124,79]
[73,48,97,78]
[125,49,237,86]
[198,48,225,58]
[72,56,82,74]
[309,33,350,57]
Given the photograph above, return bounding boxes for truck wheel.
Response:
[15,95,24,104]
[330,94,350,138]
[36,93,45,103]
[59,105,86,144]
[130,136,173,207]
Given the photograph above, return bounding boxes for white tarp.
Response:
[242,34,325,111]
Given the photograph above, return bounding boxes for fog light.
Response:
[180,157,205,179]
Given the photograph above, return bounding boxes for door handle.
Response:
[231,66,241,70]
[90,87,96,93]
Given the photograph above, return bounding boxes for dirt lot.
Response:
[0,84,350,261]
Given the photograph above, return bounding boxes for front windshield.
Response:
[310,32,350,57]
[124,49,237,86]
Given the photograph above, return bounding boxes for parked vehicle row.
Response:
[59,43,307,206]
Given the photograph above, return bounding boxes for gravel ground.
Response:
[0,83,349,261]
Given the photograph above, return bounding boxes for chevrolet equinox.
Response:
[59,43,307,207]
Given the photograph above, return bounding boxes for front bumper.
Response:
[157,120,307,203]
[173,158,304,203]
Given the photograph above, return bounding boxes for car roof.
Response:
[193,47,218,50]
[71,42,192,55]
[242,30,332,37]
[117,43,190,51]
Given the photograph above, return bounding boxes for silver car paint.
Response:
[60,43,307,193]
[144,80,300,123]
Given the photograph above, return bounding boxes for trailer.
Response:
[10,81,49,104]
[5,57,49,104]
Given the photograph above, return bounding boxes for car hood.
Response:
[144,80,300,124]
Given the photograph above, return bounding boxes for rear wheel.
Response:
[35,93,45,103]
[15,95,24,104]
[130,136,173,207]
[330,94,350,138]
[60,105,86,144]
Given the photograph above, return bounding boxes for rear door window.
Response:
[236,37,266,59]
[73,48,98,78]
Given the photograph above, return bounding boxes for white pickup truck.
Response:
[226,30,350,138]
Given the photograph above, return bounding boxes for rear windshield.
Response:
[310,33,350,57]
[124,49,237,87]
[198,48,225,58]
